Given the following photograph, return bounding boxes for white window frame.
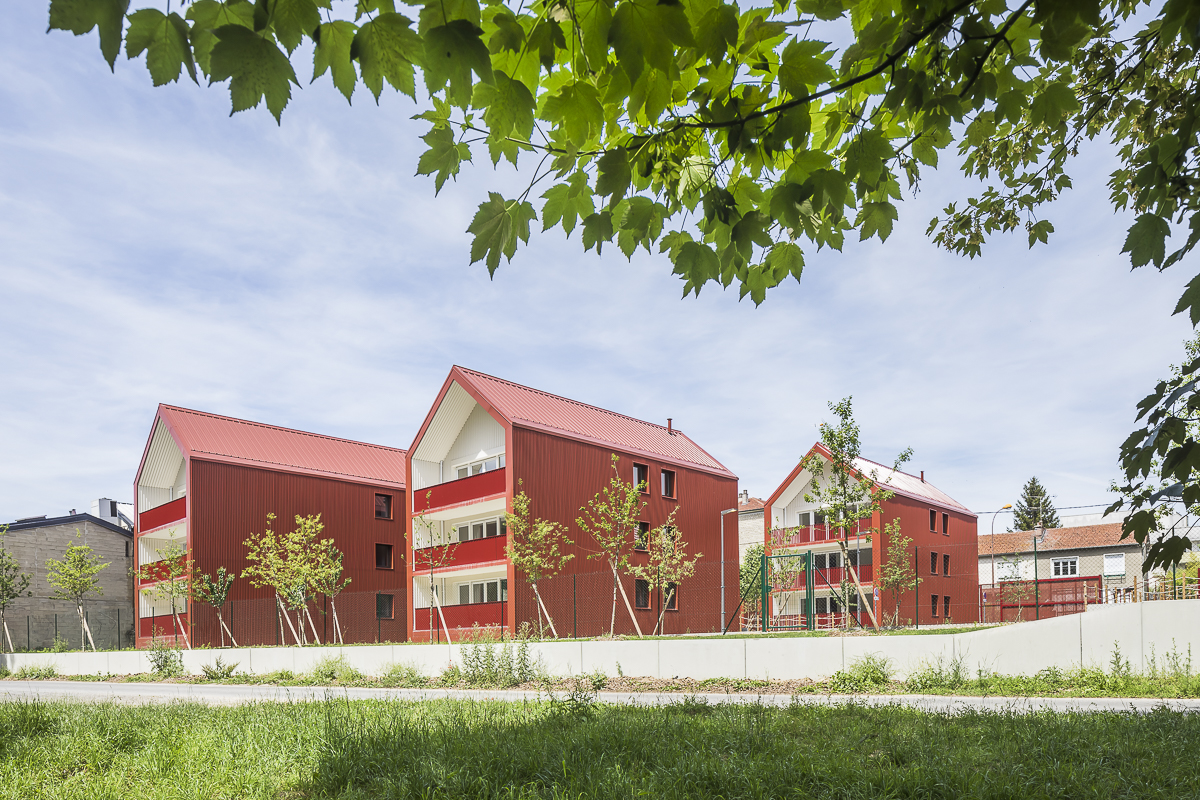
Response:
[1103,553,1126,577]
[1052,557,1078,577]
[996,560,1021,581]
[454,453,507,480]
[455,514,508,542]
[455,578,508,605]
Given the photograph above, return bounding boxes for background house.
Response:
[763,448,979,627]
[405,366,740,641]
[2,508,134,649]
[133,405,408,648]
[737,490,765,562]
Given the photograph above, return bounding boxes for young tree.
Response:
[740,542,765,623]
[410,493,459,642]
[765,527,807,624]
[629,511,700,635]
[243,513,304,646]
[876,520,917,628]
[193,567,238,648]
[1011,477,1061,532]
[577,454,646,638]
[0,526,32,653]
[135,539,194,649]
[281,514,330,645]
[800,397,912,629]
[45,540,109,652]
[506,482,573,639]
[309,537,351,645]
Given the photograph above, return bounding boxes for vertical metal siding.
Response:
[187,459,408,645]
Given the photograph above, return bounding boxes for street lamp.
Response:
[990,504,1013,586]
[1032,525,1047,620]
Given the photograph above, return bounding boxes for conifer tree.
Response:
[1011,478,1061,532]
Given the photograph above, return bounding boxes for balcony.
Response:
[413,601,505,630]
[772,565,874,590]
[413,535,507,571]
[770,524,871,547]
[140,497,186,532]
[414,468,506,514]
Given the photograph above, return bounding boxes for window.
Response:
[798,511,812,528]
[931,594,939,617]
[827,551,840,569]
[1104,553,1125,577]
[455,454,506,480]
[930,551,939,575]
[124,541,130,558]
[815,596,828,614]
[942,513,949,535]
[375,543,393,570]
[847,549,872,567]
[454,515,508,542]
[943,596,951,619]
[661,469,676,499]
[634,463,649,493]
[665,583,678,610]
[635,579,651,608]
[829,596,841,613]
[1053,558,1078,577]
[485,520,499,538]
[943,554,950,576]
[635,521,650,550]
[929,509,937,531]
[997,560,1021,581]
[458,578,507,604]
[814,552,827,570]
[375,493,393,520]
[376,593,394,619]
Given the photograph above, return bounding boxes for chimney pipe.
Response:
[667,418,673,434]
[920,471,924,482]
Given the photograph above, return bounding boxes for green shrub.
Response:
[48,634,69,653]
[307,656,363,685]
[200,657,240,680]
[15,663,58,680]
[379,662,428,688]
[458,626,537,688]
[905,654,969,692]
[147,638,184,678]
[829,653,892,693]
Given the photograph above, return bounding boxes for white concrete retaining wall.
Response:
[3,601,1197,681]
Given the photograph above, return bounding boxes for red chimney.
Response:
[920,470,925,482]
[667,418,673,434]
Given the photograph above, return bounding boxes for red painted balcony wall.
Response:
[413,469,505,512]
[413,535,507,571]
[413,602,505,630]
[140,497,186,532]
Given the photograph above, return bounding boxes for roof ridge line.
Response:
[161,404,407,454]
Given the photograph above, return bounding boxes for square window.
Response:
[457,466,469,480]
[472,463,483,476]
[458,524,470,543]
[943,554,950,576]
[635,579,651,608]
[635,521,650,550]
[634,463,649,493]
[929,509,937,531]
[931,594,939,617]
[485,520,498,538]
[943,595,951,619]
[375,494,393,520]
[930,551,938,575]
[814,510,826,526]
[483,457,498,472]
[941,512,949,535]
[459,584,470,605]
[486,581,499,603]
[798,511,812,528]
[665,583,678,610]
[661,469,676,499]
[815,596,828,614]
[376,594,394,619]
[499,517,507,537]
[375,543,393,570]
[472,583,484,604]
[829,596,840,614]
[1053,558,1078,577]
[1103,553,1125,577]
[814,552,827,570]
[472,522,485,540]
[828,552,841,569]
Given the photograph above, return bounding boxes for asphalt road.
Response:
[1,680,1198,714]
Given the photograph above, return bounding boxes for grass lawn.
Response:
[1,696,1198,798]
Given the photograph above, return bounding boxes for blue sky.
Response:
[0,4,1194,525]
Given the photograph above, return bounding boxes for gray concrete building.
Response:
[2,506,135,651]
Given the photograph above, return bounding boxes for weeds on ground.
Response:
[378,662,429,688]
[455,623,538,688]
[828,654,893,693]
[13,664,57,680]
[200,657,239,680]
[146,632,184,678]
[304,656,364,685]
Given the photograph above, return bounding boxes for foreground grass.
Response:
[1,696,1199,799]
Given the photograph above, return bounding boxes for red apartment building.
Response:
[405,367,739,641]
[133,405,407,648]
[763,444,978,627]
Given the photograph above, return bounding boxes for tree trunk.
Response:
[77,603,97,651]
[329,597,343,645]
[277,594,303,645]
[609,566,618,637]
[275,594,286,644]
[430,584,452,643]
[2,612,12,653]
[304,606,322,645]
[295,608,307,645]
[173,611,191,649]
[532,582,558,639]
[655,587,674,636]
[614,569,644,638]
[216,610,238,648]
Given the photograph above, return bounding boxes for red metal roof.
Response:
[156,405,406,489]
[453,367,736,479]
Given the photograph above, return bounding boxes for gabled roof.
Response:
[418,367,736,479]
[5,513,133,537]
[739,497,766,512]
[979,523,1134,555]
[145,405,406,489]
[766,443,975,516]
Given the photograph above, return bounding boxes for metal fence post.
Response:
[27,616,30,651]
[914,547,919,629]
[573,574,577,639]
[54,613,58,644]
[760,551,768,632]
[805,550,814,631]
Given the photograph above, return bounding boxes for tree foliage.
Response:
[628,510,700,634]
[242,512,339,646]
[193,566,238,647]
[507,481,574,637]
[45,539,110,652]
[136,538,194,648]
[876,518,915,626]
[48,0,1200,306]
[0,526,33,653]
[577,453,646,636]
[1010,475,1060,531]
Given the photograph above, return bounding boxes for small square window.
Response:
[943,554,950,576]
[815,596,828,614]
[827,551,840,569]
[376,543,393,570]
[930,551,938,575]
[634,463,649,493]
[500,517,507,537]
[635,579,650,608]
[376,593,394,619]
[929,509,937,531]
[458,524,470,543]
[665,583,678,610]
[931,594,939,617]
[799,511,812,528]
[1053,558,1078,577]
[472,522,485,540]
[472,583,484,604]
[829,596,840,614]
[486,581,499,603]
[941,512,949,535]
[661,469,676,499]
[485,520,498,538]
[375,494,393,520]
[1103,553,1125,577]
[814,552,827,570]
[635,521,650,551]
[459,584,470,605]
[457,466,469,480]
[943,595,951,619]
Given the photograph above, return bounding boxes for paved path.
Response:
[1,681,1198,714]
